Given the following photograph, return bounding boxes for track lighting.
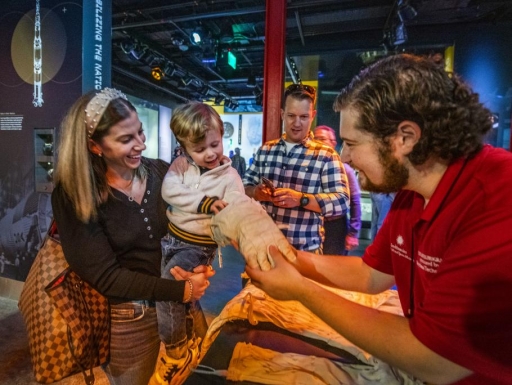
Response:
[180,75,193,86]
[192,32,201,44]
[151,67,164,81]
[214,94,225,105]
[163,62,176,77]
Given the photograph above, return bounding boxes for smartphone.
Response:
[261,177,275,194]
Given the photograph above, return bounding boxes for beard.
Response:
[360,145,409,193]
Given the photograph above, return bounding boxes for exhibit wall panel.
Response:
[0,1,109,289]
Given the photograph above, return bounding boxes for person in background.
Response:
[151,102,246,385]
[313,125,362,255]
[230,147,246,178]
[243,84,349,253]
[171,146,183,164]
[370,192,395,240]
[0,251,5,274]
[246,54,512,384]
[51,88,214,385]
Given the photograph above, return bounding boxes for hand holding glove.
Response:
[210,191,296,271]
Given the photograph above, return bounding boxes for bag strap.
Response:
[66,279,96,385]
[49,219,58,237]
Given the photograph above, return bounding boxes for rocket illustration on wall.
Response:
[33,0,43,107]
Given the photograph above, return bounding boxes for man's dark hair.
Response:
[334,54,492,165]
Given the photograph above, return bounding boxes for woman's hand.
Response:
[171,264,216,302]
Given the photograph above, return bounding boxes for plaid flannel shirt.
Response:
[243,133,349,251]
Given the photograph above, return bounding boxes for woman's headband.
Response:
[85,88,127,137]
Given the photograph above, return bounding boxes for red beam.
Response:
[262,0,286,142]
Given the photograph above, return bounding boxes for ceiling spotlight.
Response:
[163,62,176,77]
[180,75,193,86]
[214,94,225,105]
[225,100,239,110]
[191,31,202,45]
[120,40,136,55]
[151,66,164,81]
[128,45,147,61]
[398,0,418,21]
[392,22,407,45]
[143,52,158,66]
[199,85,211,97]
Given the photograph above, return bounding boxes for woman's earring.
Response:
[98,152,103,157]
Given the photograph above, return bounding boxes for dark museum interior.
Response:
[1,1,512,384]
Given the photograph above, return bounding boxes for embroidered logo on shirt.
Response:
[417,251,441,274]
[391,235,410,261]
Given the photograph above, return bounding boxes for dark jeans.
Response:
[323,216,348,255]
[157,234,216,348]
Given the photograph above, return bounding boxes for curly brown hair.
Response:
[333,54,492,165]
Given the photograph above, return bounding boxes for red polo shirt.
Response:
[363,145,512,385]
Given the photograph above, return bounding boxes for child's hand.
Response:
[211,199,228,214]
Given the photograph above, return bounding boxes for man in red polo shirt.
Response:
[246,54,512,384]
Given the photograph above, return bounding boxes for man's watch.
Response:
[299,193,309,207]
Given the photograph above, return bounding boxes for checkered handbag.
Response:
[18,223,110,384]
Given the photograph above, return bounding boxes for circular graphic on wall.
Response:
[246,116,263,145]
[10,7,67,85]
[223,121,234,138]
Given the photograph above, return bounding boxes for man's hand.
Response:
[253,183,274,202]
[246,245,305,301]
[271,188,301,208]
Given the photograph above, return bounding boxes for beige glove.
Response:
[211,191,296,271]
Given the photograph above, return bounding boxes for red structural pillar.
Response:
[262,0,286,142]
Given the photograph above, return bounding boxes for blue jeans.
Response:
[370,192,396,240]
[102,300,160,385]
[157,235,216,348]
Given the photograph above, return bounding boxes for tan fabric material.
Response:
[227,342,358,385]
[210,191,296,271]
[201,284,423,385]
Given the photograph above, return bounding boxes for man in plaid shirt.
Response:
[243,84,350,252]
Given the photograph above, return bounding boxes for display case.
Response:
[34,128,55,193]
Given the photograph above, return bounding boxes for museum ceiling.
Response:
[110,0,512,107]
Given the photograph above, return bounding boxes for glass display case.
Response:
[34,128,55,193]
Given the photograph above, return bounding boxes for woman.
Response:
[51,88,214,385]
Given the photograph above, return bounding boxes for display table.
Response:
[185,283,420,385]
[185,319,365,384]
